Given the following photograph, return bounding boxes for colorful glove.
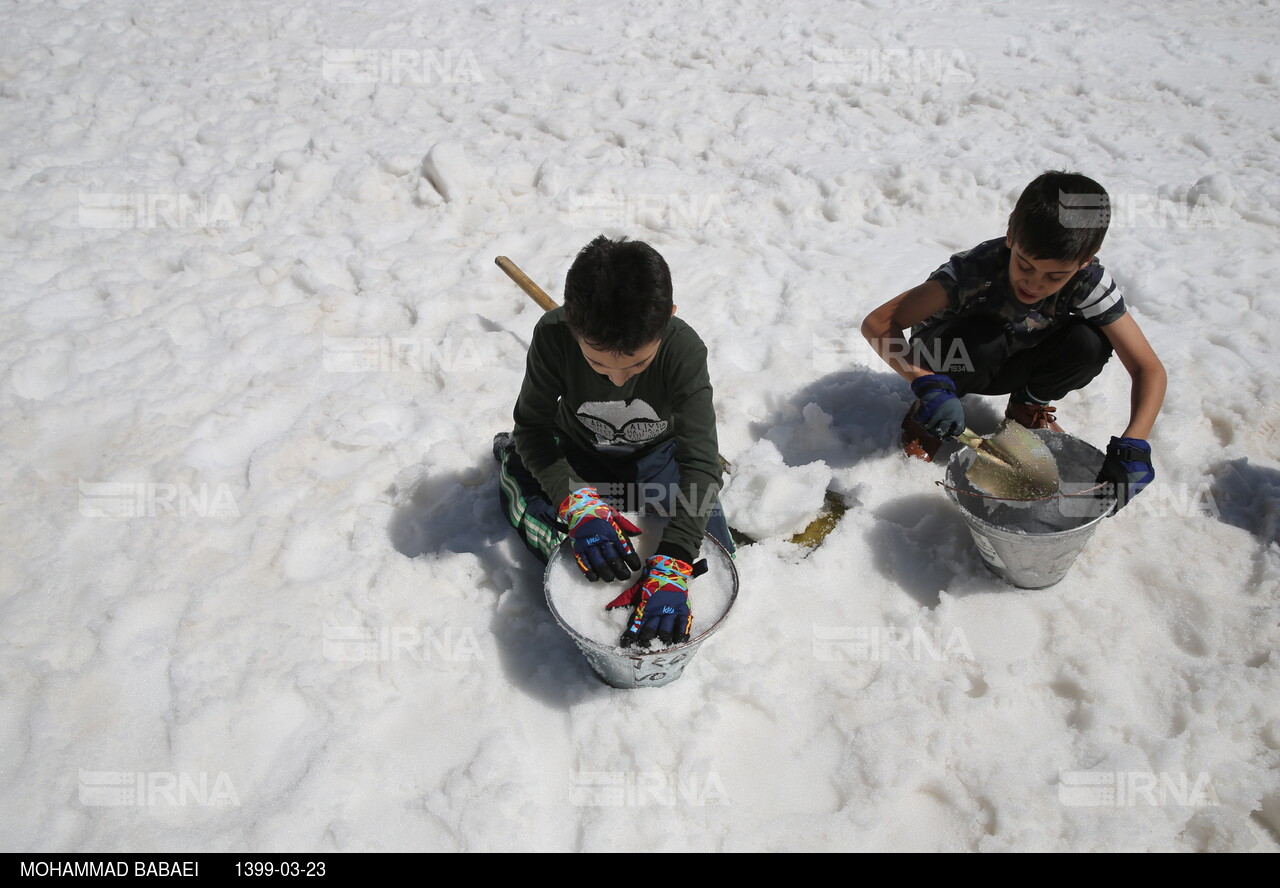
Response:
[1096,436,1154,514]
[606,554,695,648]
[557,487,643,582]
[605,556,708,610]
[910,374,965,439]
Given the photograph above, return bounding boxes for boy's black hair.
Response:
[563,235,673,354]
[1008,170,1110,264]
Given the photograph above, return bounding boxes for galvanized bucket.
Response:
[945,430,1116,589]
[544,533,738,688]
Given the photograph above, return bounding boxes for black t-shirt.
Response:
[917,238,1127,347]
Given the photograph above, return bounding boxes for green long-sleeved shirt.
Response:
[512,308,722,562]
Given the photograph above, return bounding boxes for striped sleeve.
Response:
[1073,265,1127,326]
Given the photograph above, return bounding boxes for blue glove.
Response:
[557,488,643,582]
[910,374,965,439]
[1096,436,1154,514]
[607,555,695,648]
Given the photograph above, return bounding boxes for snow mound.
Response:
[421,141,481,204]
[721,440,833,540]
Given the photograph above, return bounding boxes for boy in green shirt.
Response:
[494,235,732,647]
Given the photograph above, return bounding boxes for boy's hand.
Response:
[606,555,699,648]
[1096,436,1154,514]
[910,374,965,439]
[557,488,643,581]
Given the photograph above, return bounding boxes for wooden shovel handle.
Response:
[495,256,559,312]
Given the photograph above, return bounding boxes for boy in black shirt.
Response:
[861,171,1166,510]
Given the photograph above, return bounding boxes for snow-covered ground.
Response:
[3,0,1278,852]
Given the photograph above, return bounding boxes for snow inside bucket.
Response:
[944,430,1117,589]
[544,512,737,688]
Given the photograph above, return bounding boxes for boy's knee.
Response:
[913,317,1009,374]
[492,431,514,463]
[1060,321,1114,367]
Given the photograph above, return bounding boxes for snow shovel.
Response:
[495,255,848,548]
[904,406,1060,499]
[952,422,1060,499]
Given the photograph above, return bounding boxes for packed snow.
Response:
[720,438,834,540]
[2,0,1278,853]
[545,512,736,653]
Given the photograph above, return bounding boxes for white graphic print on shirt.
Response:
[575,399,669,450]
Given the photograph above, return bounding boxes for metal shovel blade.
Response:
[962,420,1060,500]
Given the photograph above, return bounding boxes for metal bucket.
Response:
[544,533,738,688]
[945,430,1116,589]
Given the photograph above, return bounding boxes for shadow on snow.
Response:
[387,451,617,709]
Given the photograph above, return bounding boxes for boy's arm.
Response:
[860,280,950,381]
[1100,313,1166,440]
[512,324,582,504]
[656,345,721,565]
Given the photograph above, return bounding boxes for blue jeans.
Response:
[495,435,734,564]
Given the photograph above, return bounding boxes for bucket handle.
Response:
[935,479,1109,503]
